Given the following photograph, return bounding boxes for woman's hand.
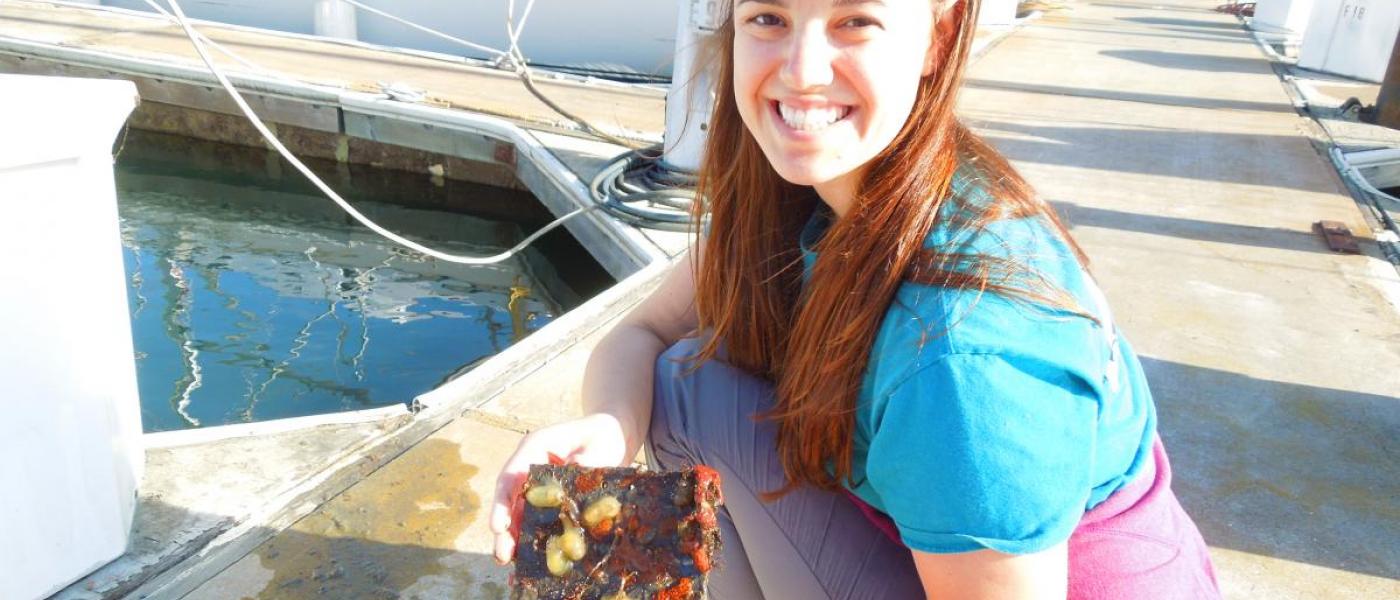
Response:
[490,247,700,565]
[489,412,632,564]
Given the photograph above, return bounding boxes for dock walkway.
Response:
[5,0,1398,598]
[958,2,1400,597]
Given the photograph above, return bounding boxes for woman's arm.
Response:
[578,244,702,462]
[490,244,701,563]
[864,349,1096,596]
[912,543,1067,599]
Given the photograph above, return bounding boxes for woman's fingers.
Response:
[490,465,524,564]
[487,415,631,565]
[491,437,543,565]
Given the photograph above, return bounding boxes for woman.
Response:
[492,0,1221,597]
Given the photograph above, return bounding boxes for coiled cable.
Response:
[589,145,699,232]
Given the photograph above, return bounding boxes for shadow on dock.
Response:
[1144,357,1399,582]
[965,78,1295,114]
[974,120,1339,193]
[1119,15,1252,31]
[1101,49,1274,75]
[1054,201,1356,256]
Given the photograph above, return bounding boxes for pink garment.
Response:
[1066,437,1220,598]
[845,437,1221,598]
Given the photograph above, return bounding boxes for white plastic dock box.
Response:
[1253,0,1317,35]
[0,74,144,600]
[1298,0,1400,82]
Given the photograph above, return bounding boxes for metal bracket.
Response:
[1314,220,1362,254]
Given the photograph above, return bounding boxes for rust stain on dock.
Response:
[252,439,488,599]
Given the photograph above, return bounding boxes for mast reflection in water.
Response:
[113,133,609,432]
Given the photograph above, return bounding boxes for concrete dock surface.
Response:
[960,1,1400,597]
[7,0,1397,597]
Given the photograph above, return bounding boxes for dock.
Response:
[2,0,1398,598]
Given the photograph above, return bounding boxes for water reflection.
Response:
[115,158,585,432]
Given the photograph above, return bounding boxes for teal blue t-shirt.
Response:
[801,173,1157,555]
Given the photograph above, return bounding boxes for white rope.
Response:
[503,0,641,147]
[236,0,636,147]
[339,0,510,59]
[159,0,596,266]
[506,0,538,61]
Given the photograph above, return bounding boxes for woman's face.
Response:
[732,0,938,205]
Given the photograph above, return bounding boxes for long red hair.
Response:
[689,0,1091,496]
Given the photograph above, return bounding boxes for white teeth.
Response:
[778,103,849,132]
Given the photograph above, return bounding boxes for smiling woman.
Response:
[492,2,1223,598]
[731,0,935,214]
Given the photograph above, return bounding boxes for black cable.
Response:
[589,145,702,232]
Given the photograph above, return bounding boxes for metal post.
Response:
[663,1,720,173]
[1377,30,1400,129]
[313,0,358,41]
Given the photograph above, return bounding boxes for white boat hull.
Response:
[104,0,681,78]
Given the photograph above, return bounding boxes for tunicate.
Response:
[582,495,622,526]
[559,526,587,561]
[545,536,573,576]
[526,480,565,508]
